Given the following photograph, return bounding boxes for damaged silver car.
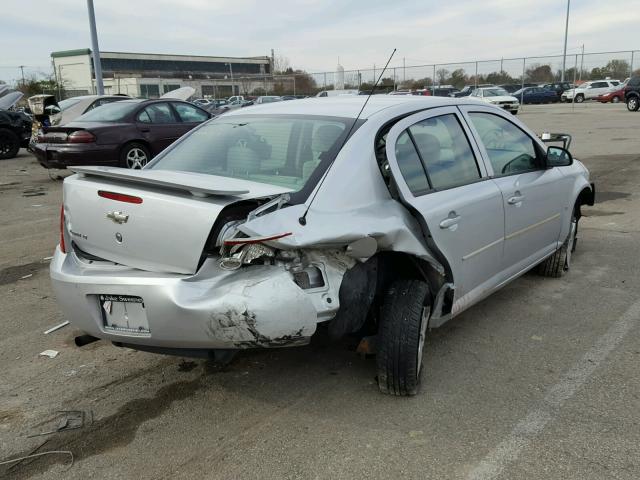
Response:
[51,96,594,395]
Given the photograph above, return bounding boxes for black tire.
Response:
[119,142,150,169]
[612,96,620,104]
[627,96,640,112]
[575,94,585,103]
[377,279,431,396]
[537,213,577,278]
[0,128,20,160]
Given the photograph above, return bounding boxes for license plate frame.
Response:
[99,294,150,335]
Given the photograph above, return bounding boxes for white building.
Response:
[51,49,273,99]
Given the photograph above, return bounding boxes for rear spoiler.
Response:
[69,166,250,197]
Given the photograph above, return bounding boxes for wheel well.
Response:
[120,140,151,158]
[575,186,595,218]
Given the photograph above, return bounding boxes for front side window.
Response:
[149,115,353,194]
[408,114,480,190]
[172,102,209,123]
[468,112,541,176]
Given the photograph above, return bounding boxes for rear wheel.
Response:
[627,96,639,112]
[120,142,150,169]
[377,279,431,396]
[537,213,577,278]
[0,128,20,160]
[612,96,620,104]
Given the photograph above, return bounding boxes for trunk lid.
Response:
[63,167,292,274]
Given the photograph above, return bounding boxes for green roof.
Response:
[51,49,92,58]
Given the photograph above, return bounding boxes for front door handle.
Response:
[507,193,524,205]
[439,214,461,229]
[140,127,150,133]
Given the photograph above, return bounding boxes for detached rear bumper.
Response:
[50,248,326,350]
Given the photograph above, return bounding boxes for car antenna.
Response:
[298,48,397,226]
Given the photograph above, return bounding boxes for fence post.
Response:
[474,61,478,88]
[572,54,578,111]
[393,67,396,91]
[631,50,635,77]
[323,72,327,90]
[433,65,436,86]
[520,57,525,106]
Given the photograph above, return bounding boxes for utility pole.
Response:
[226,63,234,95]
[560,0,571,82]
[86,0,104,94]
[403,57,406,85]
[579,44,584,81]
[19,66,25,87]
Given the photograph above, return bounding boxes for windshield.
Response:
[74,101,141,122]
[483,88,509,97]
[58,98,84,111]
[149,114,354,193]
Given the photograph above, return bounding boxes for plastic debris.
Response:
[19,274,32,280]
[39,350,59,359]
[43,321,70,335]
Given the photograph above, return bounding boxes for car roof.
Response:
[223,95,471,120]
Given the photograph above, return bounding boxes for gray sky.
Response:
[1,0,638,83]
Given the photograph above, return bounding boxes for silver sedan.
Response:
[51,96,594,395]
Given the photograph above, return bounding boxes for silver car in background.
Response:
[51,96,594,395]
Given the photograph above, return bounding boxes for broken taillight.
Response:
[223,232,293,246]
[98,190,143,204]
[67,130,96,143]
[59,205,66,254]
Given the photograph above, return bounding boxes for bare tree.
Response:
[273,55,291,74]
[237,76,253,96]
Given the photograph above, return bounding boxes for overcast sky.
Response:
[1,0,638,82]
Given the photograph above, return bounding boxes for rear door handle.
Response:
[507,194,524,205]
[439,214,461,229]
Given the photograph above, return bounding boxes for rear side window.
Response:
[468,112,540,176]
[408,114,480,190]
[395,131,430,195]
[172,103,209,123]
[137,103,177,124]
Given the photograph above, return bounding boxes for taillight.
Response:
[59,205,66,254]
[67,130,96,143]
[98,190,143,204]
[224,232,292,246]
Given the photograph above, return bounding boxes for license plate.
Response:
[99,294,150,335]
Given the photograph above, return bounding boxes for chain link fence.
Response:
[1,50,638,99]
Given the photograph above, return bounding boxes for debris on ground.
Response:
[43,321,70,335]
[27,410,92,438]
[38,350,59,359]
[19,274,33,280]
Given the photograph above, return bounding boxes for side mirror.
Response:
[547,146,573,167]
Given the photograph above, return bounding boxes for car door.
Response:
[461,106,564,277]
[384,106,505,309]
[588,81,609,99]
[135,102,183,154]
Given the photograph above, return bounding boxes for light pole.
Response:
[560,0,571,82]
[225,62,234,96]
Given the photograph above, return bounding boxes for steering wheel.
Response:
[501,153,533,174]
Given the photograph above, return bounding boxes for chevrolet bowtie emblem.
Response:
[106,211,129,224]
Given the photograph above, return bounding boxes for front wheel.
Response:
[377,279,431,396]
[0,128,20,160]
[627,96,640,112]
[612,96,620,104]
[537,214,577,277]
[575,94,585,103]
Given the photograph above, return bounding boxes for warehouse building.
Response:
[51,49,273,99]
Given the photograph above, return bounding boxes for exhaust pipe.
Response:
[75,334,100,347]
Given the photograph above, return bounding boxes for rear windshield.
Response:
[149,114,355,196]
[75,101,141,122]
[58,98,83,111]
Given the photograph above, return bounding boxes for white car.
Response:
[51,95,129,126]
[469,87,520,114]
[561,80,621,103]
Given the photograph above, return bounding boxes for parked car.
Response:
[470,87,520,114]
[624,76,640,111]
[33,99,211,169]
[0,91,32,159]
[51,95,594,396]
[429,86,459,97]
[499,83,537,94]
[316,89,359,97]
[192,98,211,106]
[542,82,573,99]
[513,87,558,104]
[453,85,496,97]
[596,87,626,103]
[412,89,432,96]
[51,95,130,126]
[255,96,283,104]
[561,80,621,103]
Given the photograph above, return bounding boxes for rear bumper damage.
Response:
[50,247,344,350]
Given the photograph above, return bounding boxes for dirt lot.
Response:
[1,102,639,479]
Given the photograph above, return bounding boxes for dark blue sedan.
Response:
[513,87,559,104]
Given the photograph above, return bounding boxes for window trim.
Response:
[460,108,547,179]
